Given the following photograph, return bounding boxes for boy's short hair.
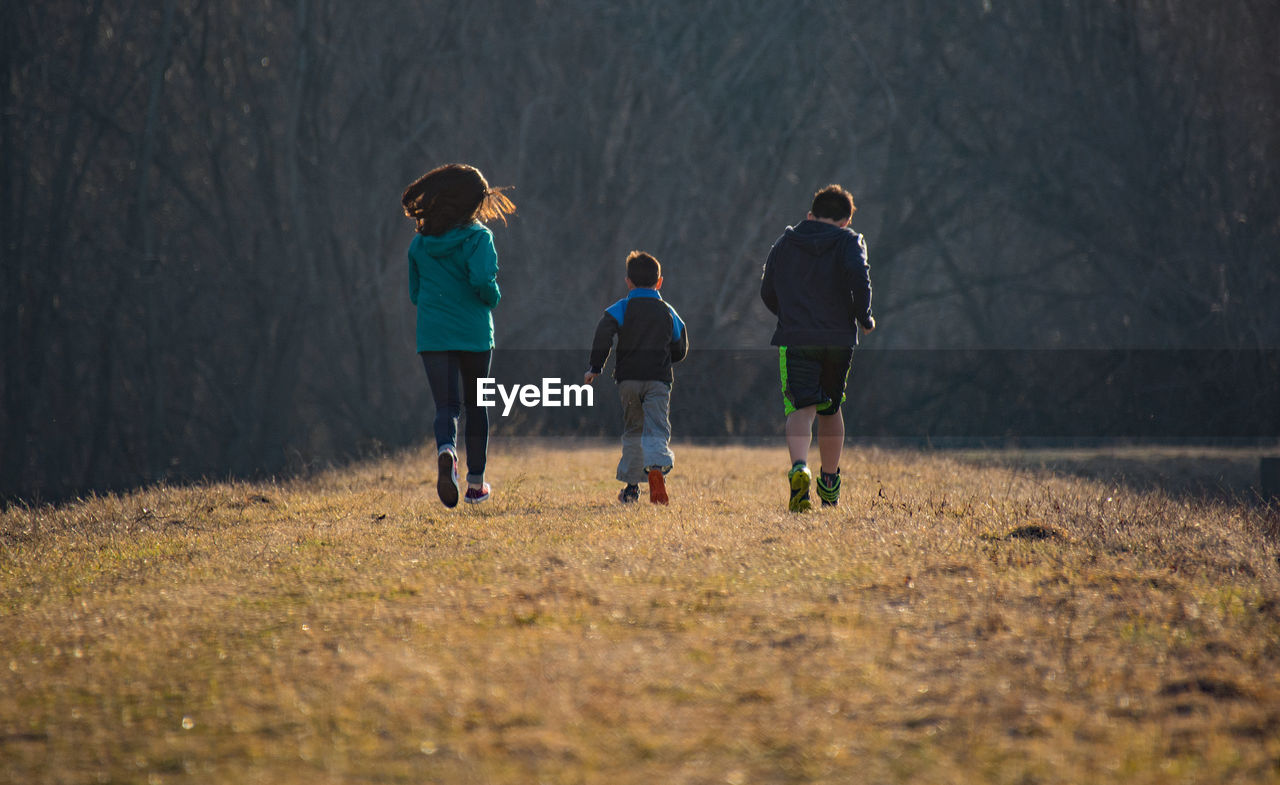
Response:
[810,184,856,222]
[626,251,662,288]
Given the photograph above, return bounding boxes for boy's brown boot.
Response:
[647,468,669,505]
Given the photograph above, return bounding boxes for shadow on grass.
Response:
[946,444,1279,508]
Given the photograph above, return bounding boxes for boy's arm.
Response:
[466,230,502,308]
[844,233,874,331]
[760,244,780,315]
[586,312,619,382]
[668,306,688,365]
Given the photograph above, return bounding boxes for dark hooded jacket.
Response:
[760,219,874,346]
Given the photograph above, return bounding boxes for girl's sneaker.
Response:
[788,462,812,512]
[647,468,669,505]
[464,483,491,504]
[437,448,460,508]
[618,484,640,503]
[816,470,841,507]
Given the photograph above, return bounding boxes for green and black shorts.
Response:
[778,345,854,416]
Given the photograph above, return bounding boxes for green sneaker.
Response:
[816,470,841,507]
[788,462,812,512]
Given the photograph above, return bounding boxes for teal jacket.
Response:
[408,223,501,352]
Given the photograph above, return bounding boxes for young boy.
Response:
[585,251,689,504]
[760,184,875,512]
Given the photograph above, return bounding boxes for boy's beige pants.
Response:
[616,379,674,484]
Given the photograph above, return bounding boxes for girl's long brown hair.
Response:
[401,163,516,236]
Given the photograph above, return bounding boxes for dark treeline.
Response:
[3,1,1277,502]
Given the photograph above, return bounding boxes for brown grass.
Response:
[2,442,1279,784]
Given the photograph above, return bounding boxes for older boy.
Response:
[585,251,688,504]
[761,184,875,512]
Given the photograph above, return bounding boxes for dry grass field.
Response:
[2,442,1279,785]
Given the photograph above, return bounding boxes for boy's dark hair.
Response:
[810,184,856,222]
[402,163,516,236]
[626,251,661,288]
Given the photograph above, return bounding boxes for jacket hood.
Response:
[781,220,851,256]
[414,222,488,255]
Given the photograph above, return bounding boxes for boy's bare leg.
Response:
[786,405,818,465]
[815,409,844,475]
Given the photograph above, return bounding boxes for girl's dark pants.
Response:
[419,350,490,484]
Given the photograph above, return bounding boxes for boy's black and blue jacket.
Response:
[760,219,874,346]
[589,288,688,383]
